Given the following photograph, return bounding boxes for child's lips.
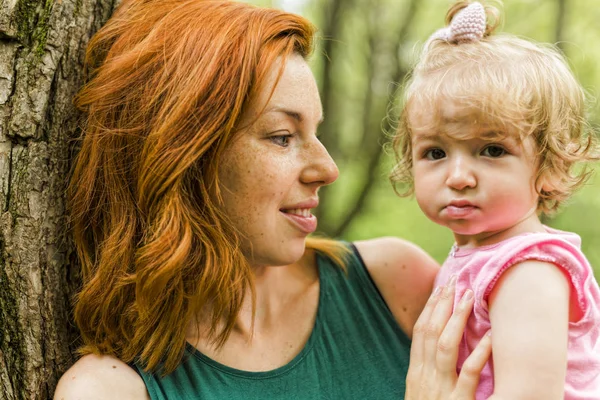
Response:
[448,199,476,208]
[444,204,478,218]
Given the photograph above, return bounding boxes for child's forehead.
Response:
[407,96,524,142]
[410,103,498,136]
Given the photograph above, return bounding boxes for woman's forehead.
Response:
[240,54,322,128]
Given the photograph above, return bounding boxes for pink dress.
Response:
[434,227,600,399]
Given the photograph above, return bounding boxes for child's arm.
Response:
[487,260,570,400]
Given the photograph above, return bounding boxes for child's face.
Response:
[410,111,542,246]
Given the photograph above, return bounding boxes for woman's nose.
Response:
[301,139,339,186]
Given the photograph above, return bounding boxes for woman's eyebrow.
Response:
[264,106,325,125]
[265,107,303,122]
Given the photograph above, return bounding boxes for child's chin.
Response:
[448,224,483,236]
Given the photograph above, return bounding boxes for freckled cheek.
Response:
[222,149,293,207]
[223,164,270,196]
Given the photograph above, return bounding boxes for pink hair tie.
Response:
[426,2,487,47]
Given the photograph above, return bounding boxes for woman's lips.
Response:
[281,210,317,233]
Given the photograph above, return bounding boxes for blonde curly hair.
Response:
[391,1,598,215]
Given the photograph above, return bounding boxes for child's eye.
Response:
[269,134,293,147]
[482,145,506,158]
[425,148,446,160]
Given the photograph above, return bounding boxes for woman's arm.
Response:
[356,237,490,398]
[54,354,150,400]
[354,237,440,338]
[405,278,492,399]
[487,261,570,400]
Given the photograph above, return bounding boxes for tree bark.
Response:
[0,0,114,398]
[555,0,566,51]
[315,0,420,236]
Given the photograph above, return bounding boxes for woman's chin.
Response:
[251,242,306,267]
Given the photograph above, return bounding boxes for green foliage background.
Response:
[247,0,600,279]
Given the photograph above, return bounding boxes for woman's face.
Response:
[218,54,338,267]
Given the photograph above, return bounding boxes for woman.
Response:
[55,0,489,398]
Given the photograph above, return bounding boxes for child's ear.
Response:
[535,171,554,194]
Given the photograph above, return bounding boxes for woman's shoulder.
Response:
[353,237,440,338]
[354,236,437,266]
[54,353,150,400]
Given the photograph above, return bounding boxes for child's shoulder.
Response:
[470,226,594,312]
[468,226,584,263]
[490,226,585,267]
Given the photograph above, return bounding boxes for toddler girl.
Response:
[392,2,600,398]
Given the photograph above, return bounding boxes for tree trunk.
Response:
[555,0,567,51]
[314,0,420,237]
[0,0,114,398]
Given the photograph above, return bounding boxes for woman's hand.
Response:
[405,277,492,400]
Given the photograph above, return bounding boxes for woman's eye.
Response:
[482,145,506,158]
[269,134,292,147]
[425,148,446,160]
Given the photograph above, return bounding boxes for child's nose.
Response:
[445,156,477,190]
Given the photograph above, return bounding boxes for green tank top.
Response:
[134,244,411,399]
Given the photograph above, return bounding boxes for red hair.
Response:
[69,0,347,374]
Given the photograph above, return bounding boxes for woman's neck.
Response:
[187,249,319,342]
[184,251,321,372]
